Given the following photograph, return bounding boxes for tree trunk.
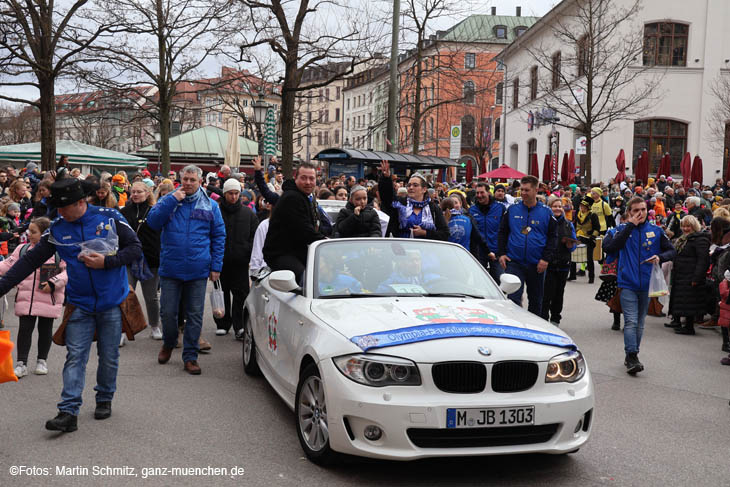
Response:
[279,62,298,179]
[38,76,56,171]
[585,134,593,183]
[412,47,423,154]
[159,96,171,174]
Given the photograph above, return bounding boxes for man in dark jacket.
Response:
[263,162,326,281]
[217,179,258,338]
[469,182,503,282]
[334,185,381,238]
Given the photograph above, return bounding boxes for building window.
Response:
[512,77,519,109]
[530,66,538,101]
[429,118,434,140]
[346,118,349,130]
[317,132,322,145]
[318,89,323,102]
[634,119,687,174]
[527,138,537,167]
[324,131,329,145]
[494,118,501,140]
[336,87,341,100]
[461,115,475,148]
[463,80,475,104]
[495,82,503,105]
[643,22,688,67]
[515,26,527,37]
[334,129,340,144]
[577,35,589,76]
[335,108,340,121]
[325,88,330,100]
[346,98,350,110]
[465,53,476,69]
[552,51,562,89]
[494,26,507,39]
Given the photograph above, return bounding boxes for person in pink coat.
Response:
[0,217,67,378]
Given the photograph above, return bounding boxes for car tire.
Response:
[242,315,261,376]
[295,364,338,465]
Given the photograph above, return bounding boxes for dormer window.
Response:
[515,26,527,37]
[494,25,507,39]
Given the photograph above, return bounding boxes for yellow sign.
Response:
[451,126,461,138]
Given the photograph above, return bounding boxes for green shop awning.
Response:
[0,140,148,167]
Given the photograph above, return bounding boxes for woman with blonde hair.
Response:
[155,180,174,200]
[8,179,31,220]
[88,181,117,208]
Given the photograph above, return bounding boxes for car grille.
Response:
[432,362,486,393]
[407,424,559,448]
[491,361,539,393]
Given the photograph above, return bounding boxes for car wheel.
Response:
[295,364,338,465]
[242,315,261,376]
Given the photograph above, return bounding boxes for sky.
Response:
[0,0,558,107]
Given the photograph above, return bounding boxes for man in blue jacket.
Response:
[469,182,503,282]
[497,175,558,315]
[0,178,142,432]
[147,165,225,375]
[603,196,675,375]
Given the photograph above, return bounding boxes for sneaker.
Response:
[34,359,48,375]
[45,412,77,432]
[14,361,27,378]
[215,329,228,336]
[234,329,245,341]
[150,326,163,340]
[119,334,126,348]
[698,319,718,329]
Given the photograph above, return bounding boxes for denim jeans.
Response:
[505,261,546,316]
[620,288,649,354]
[488,259,504,285]
[58,306,122,416]
[160,277,207,362]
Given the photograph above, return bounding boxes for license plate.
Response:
[446,406,535,428]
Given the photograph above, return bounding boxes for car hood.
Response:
[310,297,574,361]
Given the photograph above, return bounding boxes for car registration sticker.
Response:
[446,406,535,428]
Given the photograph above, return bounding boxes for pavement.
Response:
[0,278,729,487]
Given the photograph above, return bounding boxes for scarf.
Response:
[674,232,691,254]
[185,188,214,221]
[393,197,435,235]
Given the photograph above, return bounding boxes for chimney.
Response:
[491,6,496,16]
[516,6,522,17]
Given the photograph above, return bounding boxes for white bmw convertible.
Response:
[243,238,594,464]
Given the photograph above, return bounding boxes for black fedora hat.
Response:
[50,178,86,208]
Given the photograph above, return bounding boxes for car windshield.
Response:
[313,240,503,299]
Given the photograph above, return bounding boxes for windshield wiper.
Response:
[424,292,486,299]
[317,293,394,299]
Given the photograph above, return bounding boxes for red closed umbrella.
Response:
[529,153,539,178]
[724,154,730,183]
[568,149,576,184]
[479,164,527,180]
[691,155,703,186]
[635,149,649,185]
[680,152,692,189]
[542,155,552,183]
[560,152,569,185]
[615,149,626,183]
[657,153,671,178]
[466,159,473,183]
[437,168,443,182]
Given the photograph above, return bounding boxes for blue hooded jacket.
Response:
[497,201,558,266]
[469,201,505,254]
[147,188,225,281]
[603,220,675,292]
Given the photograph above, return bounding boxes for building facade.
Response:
[498,0,730,183]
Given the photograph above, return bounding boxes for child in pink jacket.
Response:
[0,217,67,378]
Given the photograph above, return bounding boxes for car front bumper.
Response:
[320,359,595,461]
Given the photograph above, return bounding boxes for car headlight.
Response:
[545,350,586,383]
[333,354,421,387]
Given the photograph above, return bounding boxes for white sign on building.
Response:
[576,136,587,155]
[449,125,462,159]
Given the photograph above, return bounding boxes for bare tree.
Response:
[708,75,730,161]
[0,0,115,169]
[237,0,385,177]
[78,0,238,173]
[523,0,662,182]
[0,103,39,145]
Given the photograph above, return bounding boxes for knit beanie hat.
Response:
[222,178,241,194]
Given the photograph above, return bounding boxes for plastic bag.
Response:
[648,262,669,297]
[49,218,119,257]
[210,280,225,319]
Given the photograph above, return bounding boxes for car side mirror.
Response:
[268,270,301,294]
[499,273,521,295]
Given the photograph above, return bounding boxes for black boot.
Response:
[675,316,696,335]
[45,412,78,432]
[626,352,644,375]
[721,327,730,353]
[94,402,112,420]
[611,313,621,330]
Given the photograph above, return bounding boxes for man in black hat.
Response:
[0,178,142,432]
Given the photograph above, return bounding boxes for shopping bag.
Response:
[0,330,18,383]
[648,262,669,297]
[210,280,225,319]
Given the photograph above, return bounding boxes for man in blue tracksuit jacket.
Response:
[497,175,558,315]
[469,182,504,282]
[147,165,225,375]
[0,178,142,432]
[603,196,675,375]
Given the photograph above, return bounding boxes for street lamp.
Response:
[252,91,269,158]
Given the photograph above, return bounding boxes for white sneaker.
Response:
[34,359,48,375]
[119,334,126,348]
[14,361,27,378]
[150,326,163,340]
[215,329,228,336]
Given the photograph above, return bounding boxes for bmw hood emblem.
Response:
[478,346,491,356]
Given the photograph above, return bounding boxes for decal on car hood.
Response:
[350,322,576,352]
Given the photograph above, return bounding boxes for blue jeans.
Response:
[505,261,546,316]
[488,259,504,285]
[160,277,207,363]
[620,289,649,354]
[59,306,122,416]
